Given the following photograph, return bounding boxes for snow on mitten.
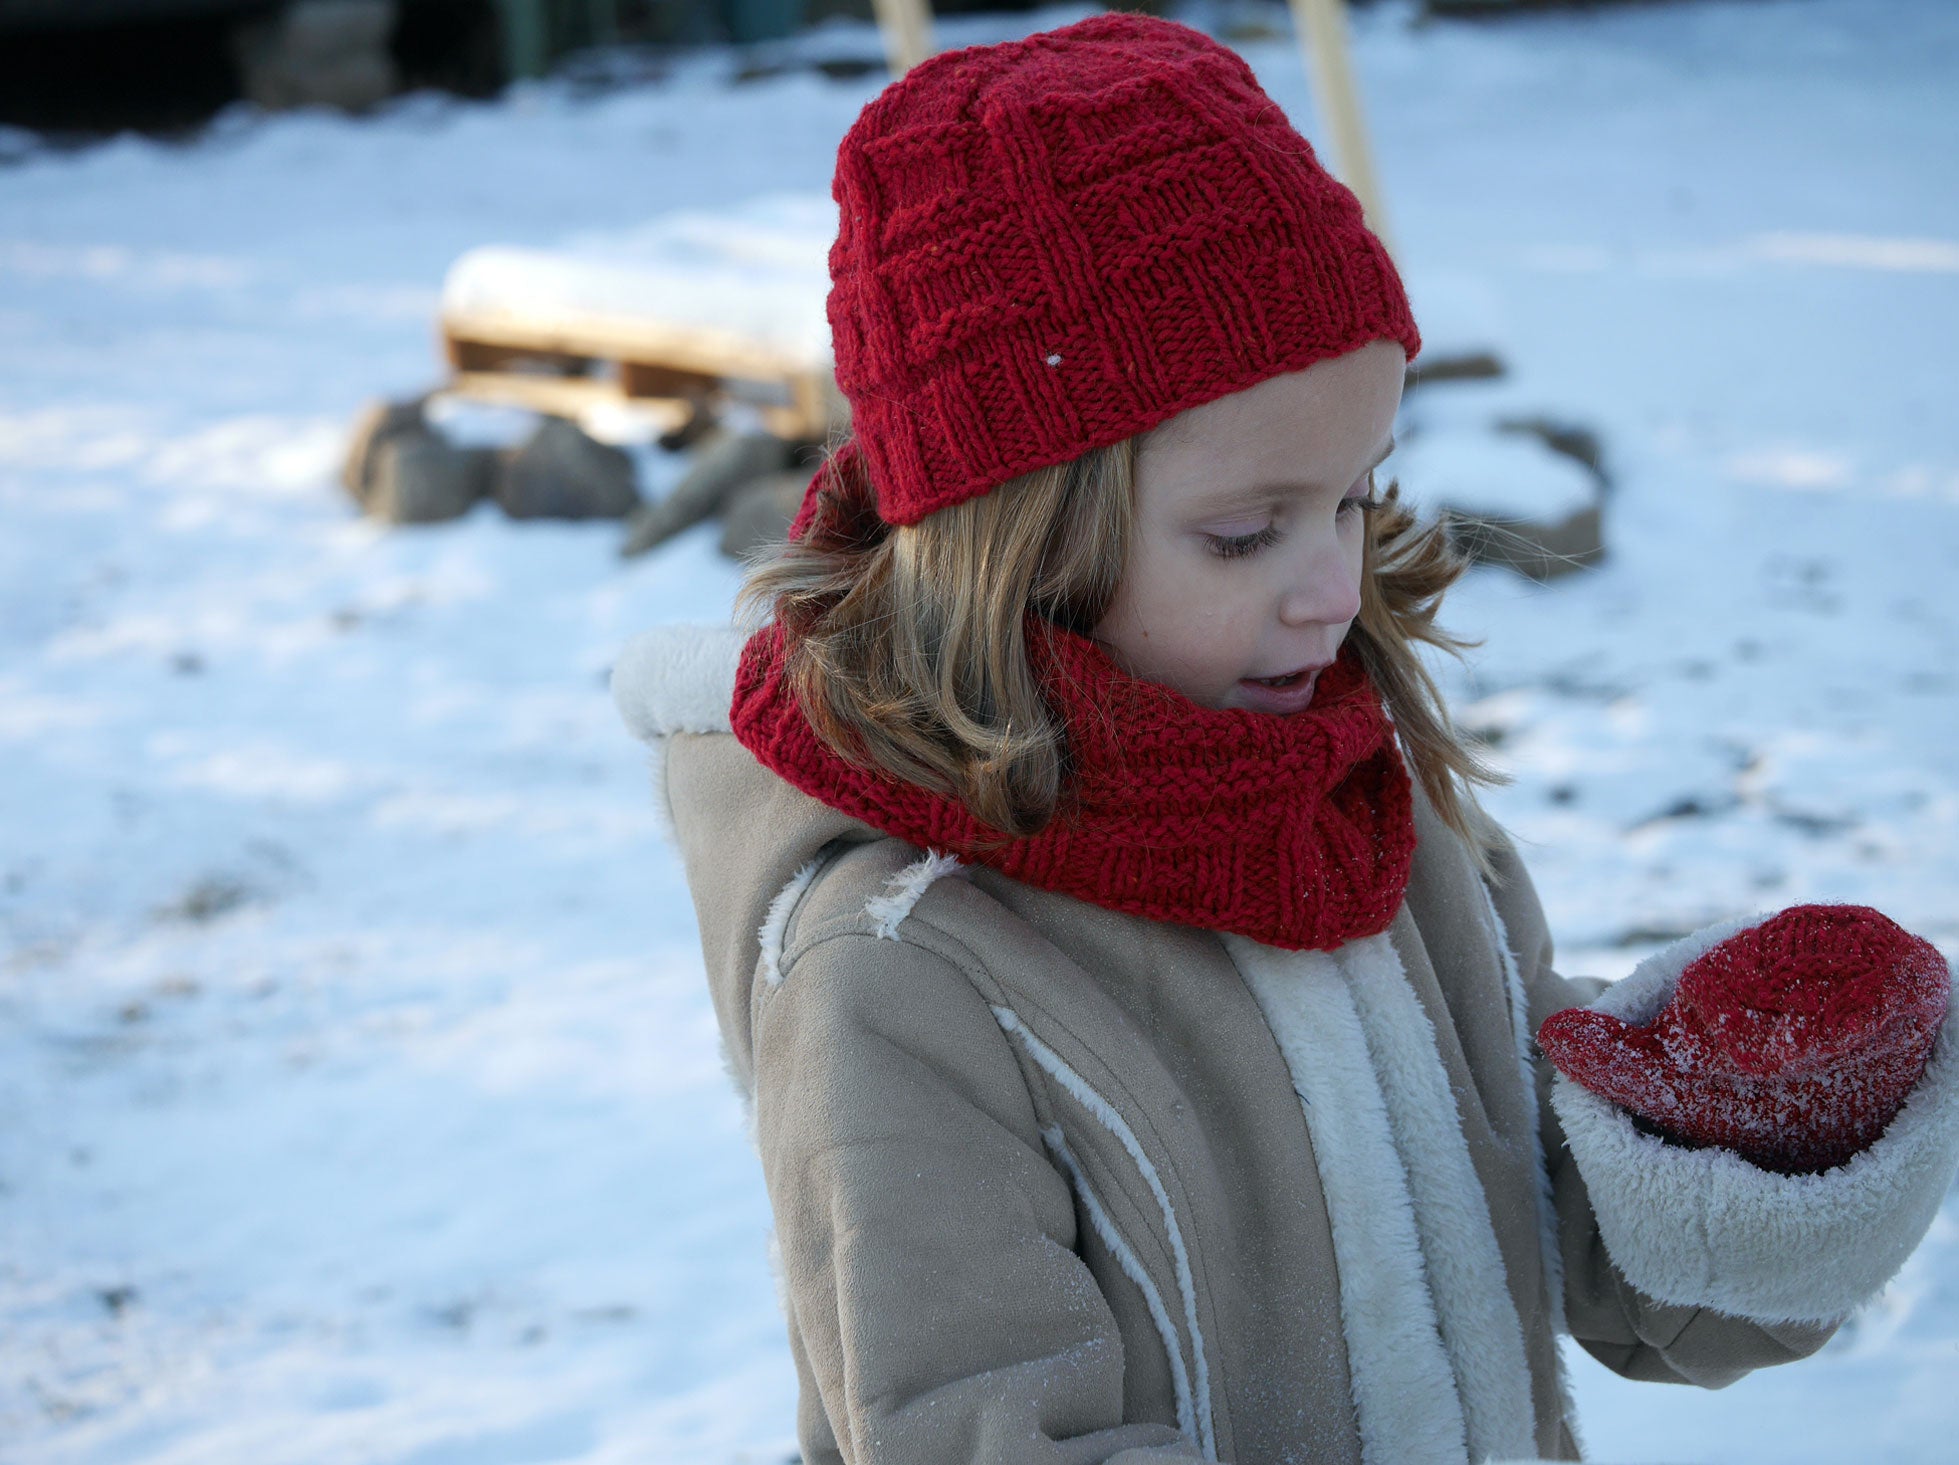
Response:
[1537,905,1950,1175]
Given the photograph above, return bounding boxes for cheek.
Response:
[1095,560,1249,693]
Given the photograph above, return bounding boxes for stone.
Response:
[1445,498,1605,582]
[718,470,812,564]
[497,417,642,521]
[1404,350,1507,388]
[341,395,429,506]
[1385,423,1606,581]
[621,426,794,557]
[367,431,495,524]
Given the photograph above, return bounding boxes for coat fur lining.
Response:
[1225,934,1472,1465]
[757,858,823,988]
[1475,886,1583,1455]
[611,624,746,845]
[865,850,965,939]
[1551,922,1959,1325]
[611,623,744,741]
[1340,932,1539,1463]
[1476,885,1568,1333]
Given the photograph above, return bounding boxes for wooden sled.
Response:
[440,305,843,444]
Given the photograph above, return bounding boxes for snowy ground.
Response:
[2,1,1955,1460]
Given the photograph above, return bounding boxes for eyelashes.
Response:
[1206,525,1282,559]
[1203,474,1378,560]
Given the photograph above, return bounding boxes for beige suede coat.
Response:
[614,625,1959,1465]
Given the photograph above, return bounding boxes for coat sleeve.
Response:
[1482,840,1958,1387]
[752,924,1208,1465]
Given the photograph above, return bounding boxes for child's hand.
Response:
[1537,905,1949,1174]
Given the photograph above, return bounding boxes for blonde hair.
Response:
[737,432,1506,869]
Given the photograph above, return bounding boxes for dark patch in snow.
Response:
[1541,669,1632,703]
[97,1285,138,1318]
[1771,806,1860,839]
[427,1299,476,1331]
[156,874,258,925]
[1627,793,1738,832]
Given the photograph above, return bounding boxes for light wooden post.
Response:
[1288,0,1398,264]
[871,0,936,79]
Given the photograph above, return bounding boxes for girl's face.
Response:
[1092,341,1406,714]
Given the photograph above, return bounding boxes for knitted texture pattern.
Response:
[1539,905,1951,1174]
[729,616,1416,953]
[825,11,1422,526]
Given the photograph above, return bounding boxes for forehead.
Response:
[1136,349,1404,515]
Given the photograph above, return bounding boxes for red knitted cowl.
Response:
[729,611,1417,953]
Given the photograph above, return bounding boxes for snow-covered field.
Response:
[2,1,1955,1460]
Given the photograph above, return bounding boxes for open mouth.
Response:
[1245,665,1324,689]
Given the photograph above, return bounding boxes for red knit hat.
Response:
[822,11,1422,526]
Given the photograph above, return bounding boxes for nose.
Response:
[1277,528,1362,629]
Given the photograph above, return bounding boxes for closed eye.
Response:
[1205,525,1281,560]
[1337,469,1381,518]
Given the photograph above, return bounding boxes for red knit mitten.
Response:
[1537,905,1950,1175]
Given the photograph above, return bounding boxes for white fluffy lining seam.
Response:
[756,858,823,988]
[865,850,965,940]
[1224,934,1470,1465]
[1552,928,1959,1325]
[991,1005,1217,1462]
[1040,1123,1199,1450]
[1339,932,1538,1465]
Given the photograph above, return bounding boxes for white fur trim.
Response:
[757,858,822,988]
[1551,925,1959,1324]
[865,850,964,940]
[1476,887,1582,1457]
[610,623,745,742]
[991,1006,1216,1461]
[1225,935,1470,1465]
[1478,886,1567,1333]
[1340,933,1537,1465]
[1040,1124,1199,1449]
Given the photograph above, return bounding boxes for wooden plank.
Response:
[444,371,818,442]
[441,307,818,383]
[441,307,840,440]
[444,371,681,424]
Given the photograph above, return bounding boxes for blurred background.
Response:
[2,0,1955,1460]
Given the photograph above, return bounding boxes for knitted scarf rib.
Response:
[730,611,1417,953]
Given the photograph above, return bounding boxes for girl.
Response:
[613,14,1959,1464]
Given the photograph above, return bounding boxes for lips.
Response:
[1237,662,1330,714]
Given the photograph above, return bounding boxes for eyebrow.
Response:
[1198,434,1398,515]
